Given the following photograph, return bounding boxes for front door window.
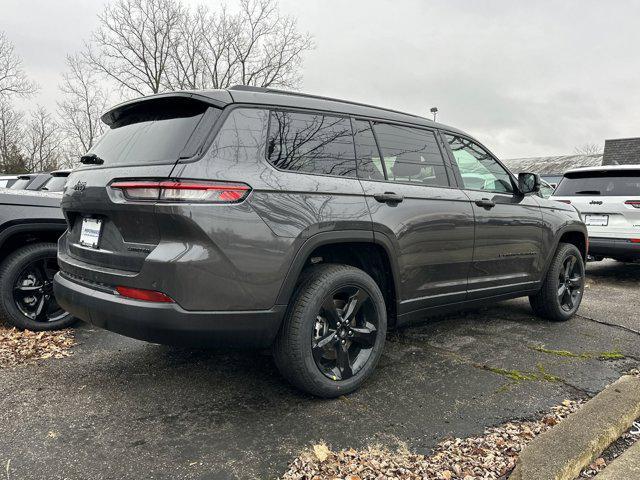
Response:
[445,135,514,193]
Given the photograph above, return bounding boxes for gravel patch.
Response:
[282,400,583,479]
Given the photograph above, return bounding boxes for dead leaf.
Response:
[313,443,330,462]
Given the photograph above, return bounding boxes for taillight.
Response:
[115,286,174,303]
[629,239,640,244]
[555,199,572,204]
[110,180,251,203]
[624,200,640,209]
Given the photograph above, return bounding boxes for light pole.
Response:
[430,107,438,122]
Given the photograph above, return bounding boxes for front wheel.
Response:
[0,243,75,331]
[273,264,387,398]
[529,242,585,321]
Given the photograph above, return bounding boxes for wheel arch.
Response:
[540,224,588,279]
[275,230,400,327]
[0,221,67,260]
[556,226,588,260]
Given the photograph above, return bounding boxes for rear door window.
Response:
[40,176,68,192]
[88,98,214,167]
[554,171,640,196]
[266,110,357,177]
[373,123,450,187]
[10,178,31,189]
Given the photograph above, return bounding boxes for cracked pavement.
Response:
[1,260,638,479]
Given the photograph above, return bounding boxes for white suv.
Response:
[551,165,640,261]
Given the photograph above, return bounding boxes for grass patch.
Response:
[598,350,625,360]
[530,345,589,359]
[530,344,626,361]
[475,363,560,382]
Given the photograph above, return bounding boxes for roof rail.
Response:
[227,85,427,121]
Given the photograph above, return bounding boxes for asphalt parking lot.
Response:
[1,260,639,480]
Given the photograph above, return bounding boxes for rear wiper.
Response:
[80,153,105,165]
[575,190,601,195]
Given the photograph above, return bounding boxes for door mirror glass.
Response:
[518,172,541,194]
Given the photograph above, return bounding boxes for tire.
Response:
[273,264,387,398]
[529,242,585,322]
[0,242,75,331]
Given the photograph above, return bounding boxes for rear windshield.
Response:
[89,98,211,167]
[555,170,640,196]
[10,178,31,189]
[40,176,68,192]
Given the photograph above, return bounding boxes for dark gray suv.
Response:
[54,86,588,397]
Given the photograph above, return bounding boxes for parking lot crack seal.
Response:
[577,314,640,336]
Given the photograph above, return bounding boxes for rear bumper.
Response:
[588,237,640,258]
[53,272,286,348]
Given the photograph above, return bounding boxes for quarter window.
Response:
[445,135,514,193]
[266,111,356,177]
[373,123,449,187]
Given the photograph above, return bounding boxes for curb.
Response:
[593,438,640,479]
[510,375,640,480]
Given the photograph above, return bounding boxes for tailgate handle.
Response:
[374,192,404,204]
[475,198,496,209]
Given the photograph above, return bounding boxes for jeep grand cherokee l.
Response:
[551,165,640,262]
[54,86,588,397]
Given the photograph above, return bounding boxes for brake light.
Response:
[555,199,571,204]
[630,239,640,244]
[115,286,174,303]
[110,180,251,203]
[624,200,640,208]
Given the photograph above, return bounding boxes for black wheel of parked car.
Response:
[529,242,585,322]
[273,264,387,398]
[0,242,74,331]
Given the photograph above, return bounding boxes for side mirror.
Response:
[518,172,541,194]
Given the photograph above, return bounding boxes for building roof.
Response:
[501,154,603,175]
[602,137,640,165]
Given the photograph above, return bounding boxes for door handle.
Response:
[374,192,404,204]
[475,198,496,209]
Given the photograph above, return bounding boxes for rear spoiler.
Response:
[101,91,232,126]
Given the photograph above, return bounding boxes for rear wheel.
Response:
[529,243,585,321]
[273,264,387,398]
[0,243,75,330]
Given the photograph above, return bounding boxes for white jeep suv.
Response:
[551,165,640,262]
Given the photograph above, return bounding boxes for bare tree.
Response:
[0,99,22,158]
[229,0,313,88]
[574,143,602,155]
[24,106,63,172]
[58,54,109,159]
[0,99,28,173]
[0,31,38,99]
[85,0,184,96]
[86,0,313,94]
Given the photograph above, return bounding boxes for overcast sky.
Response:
[3,0,640,158]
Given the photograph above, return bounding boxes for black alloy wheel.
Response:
[529,242,585,322]
[273,264,387,398]
[13,257,66,323]
[312,285,379,381]
[0,242,75,330]
[557,254,584,312]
